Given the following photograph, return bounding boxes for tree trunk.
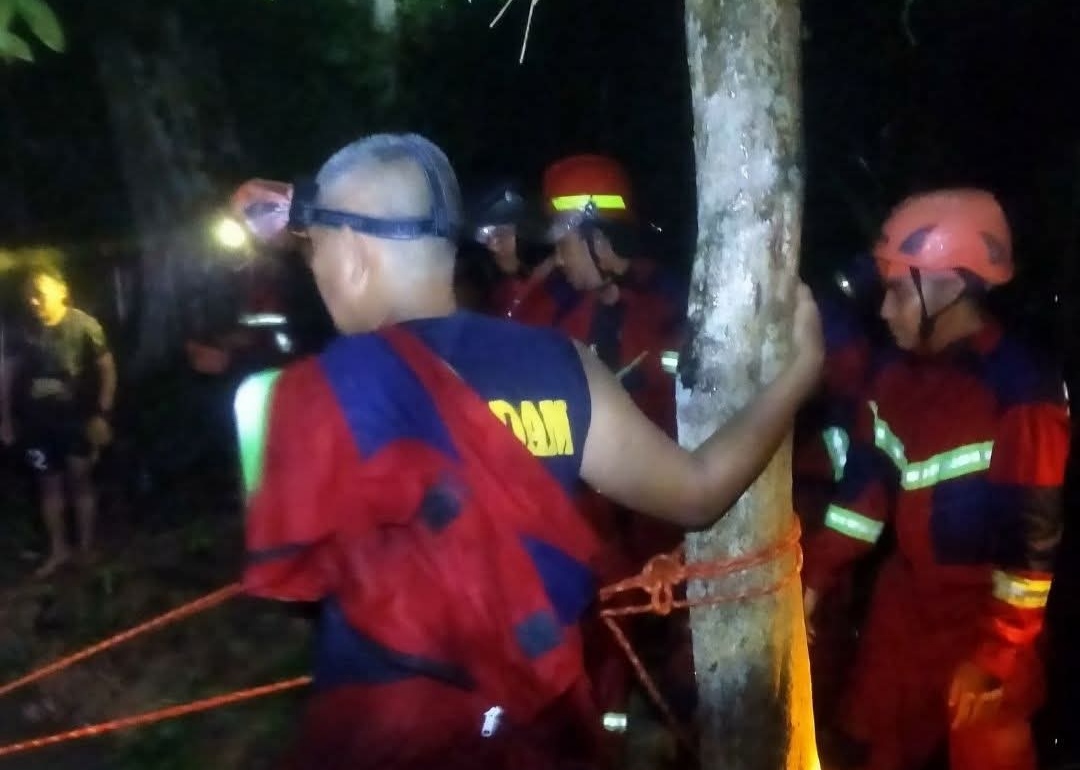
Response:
[679,2,816,769]
[95,11,243,367]
[372,0,400,117]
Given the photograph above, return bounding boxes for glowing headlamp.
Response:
[473,223,516,243]
[545,200,604,243]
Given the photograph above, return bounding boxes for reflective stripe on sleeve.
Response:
[991,570,1052,609]
[824,504,884,544]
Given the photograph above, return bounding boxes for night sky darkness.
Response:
[3,0,1080,286]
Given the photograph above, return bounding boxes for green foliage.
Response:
[0,0,64,62]
[0,28,32,61]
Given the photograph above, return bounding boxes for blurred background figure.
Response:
[459,179,553,316]
[1,262,117,578]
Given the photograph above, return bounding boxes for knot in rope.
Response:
[595,518,804,755]
[637,550,684,616]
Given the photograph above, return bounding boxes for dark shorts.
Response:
[21,418,92,475]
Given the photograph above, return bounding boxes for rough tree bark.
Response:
[679,1,817,769]
[95,10,243,367]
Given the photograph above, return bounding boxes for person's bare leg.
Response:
[34,472,70,578]
[69,456,99,564]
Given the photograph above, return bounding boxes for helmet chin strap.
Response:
[581,220,618,291]
[910,267,969,346]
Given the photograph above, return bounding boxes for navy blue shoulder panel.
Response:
[318,332,458,460]
[978,333,1065,410]
[319,315,592,496]
[403,312,592,496]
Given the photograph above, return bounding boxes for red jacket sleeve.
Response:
[972,401,1069,681]
[624,292,682,439]
[802,400,895,594]
[242,360,348,602]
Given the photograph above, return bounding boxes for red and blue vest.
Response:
[238,312,602,719]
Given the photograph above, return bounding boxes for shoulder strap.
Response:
[379,325,598,564]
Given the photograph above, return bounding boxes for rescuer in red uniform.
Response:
[514,155,686,555]
[803,189,1069,770]
[511,154,692,721]
[513,156,684,442]
[792,269,879,728]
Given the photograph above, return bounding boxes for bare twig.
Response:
[489,0,516,28]
[489,0,541,64]
[902,0,919,46]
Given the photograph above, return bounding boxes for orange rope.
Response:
[598,519,803,752]
[0,676,312,759]
[599,521,802,616]
[0,583,241,700]
[0,522,803,760]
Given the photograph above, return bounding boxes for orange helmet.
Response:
[542,155,634,241]
[873,189,1013,286]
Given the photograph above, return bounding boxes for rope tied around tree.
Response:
[598,518,804,752]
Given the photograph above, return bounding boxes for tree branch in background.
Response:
[902,0,919,47]
[488,0,541,64]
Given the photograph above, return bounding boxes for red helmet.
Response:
[873,189,1013,286]
[542,155,634,241]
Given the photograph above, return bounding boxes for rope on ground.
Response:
[0,583,241,700]
[598,519,803,753]
[0,676,312,760]
[0,522,803,760]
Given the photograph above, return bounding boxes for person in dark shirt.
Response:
[0,264,117,577]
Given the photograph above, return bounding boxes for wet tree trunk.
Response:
[372,0,400,118]
[679,1,817,768]
[94,11,243,367]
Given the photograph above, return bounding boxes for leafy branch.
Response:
[0,0,64,63]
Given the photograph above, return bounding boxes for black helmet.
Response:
[467,181,528,237]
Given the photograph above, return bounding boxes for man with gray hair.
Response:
[233,133,824,769]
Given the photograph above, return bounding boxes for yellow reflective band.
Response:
[869,401,908,470]
[550,194,627,212]
[902,442,993,490]
[822,426,850,482]
[824,504,884,544]
[868,401,994,491]
[992,570,1052,609]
